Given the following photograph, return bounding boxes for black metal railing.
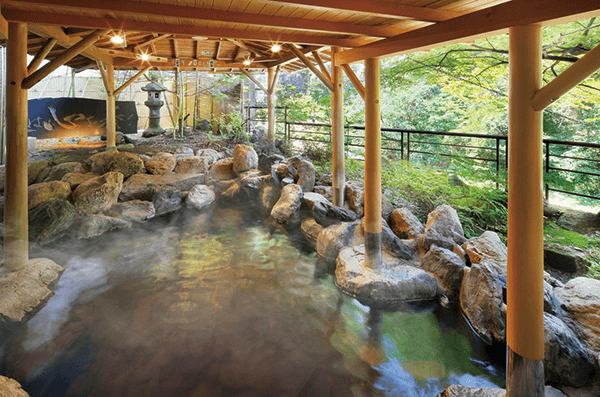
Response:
[283,120,600,202]
[244,105,288,137]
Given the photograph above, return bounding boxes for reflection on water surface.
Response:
[1,206,505,396]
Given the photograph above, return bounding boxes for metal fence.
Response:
[282,120,600,202]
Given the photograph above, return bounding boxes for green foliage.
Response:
[544,223,600,280]
[214,111,248,142]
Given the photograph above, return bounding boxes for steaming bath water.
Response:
[1,206,505,396]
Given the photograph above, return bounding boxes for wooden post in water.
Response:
[331,47,345,207]
[4,22,28,271]
[106,63,116,149]
[506,24,545,397]
[364,57,382,269]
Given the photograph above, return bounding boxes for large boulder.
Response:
[119,173,204,201]
[45,162,85,182]
[0,258,63,328]
[421,245,466,301]
[72,171,123,215]
[389,207,424,239]
[209,157,236,181]
[173,146,195,159]
[27,160,49,185]
[28,199,76,245]
[145,152,176,175]
[316,221,360,262]
[77,214,131,239]
[544,312,596,388]
[259,185,281,212]
[301,218,324,249]
[195,148,222,163]
[105,200,155,223]
[270,184,303,226]
[232,144,258,174]
[83,150,117,174]
[108,151,145,179]
[421,204,466,251]
[335,245,441,303]
[61,173,98,190]
[186,185,216,211]
[463,231,507,274]
[152,186,182,216]
[460,262,505,343]
[344,182,365,216]
[555,277,600,356]
[544,244,590,275]
[174,156,211,174]
[0,376,29,397]
[297,160,315,193]
[302,192,358,227]
[28,181,71,210]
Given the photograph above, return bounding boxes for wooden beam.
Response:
[311,50,331,82]
[240,68,268,94]
[4,21,28,271]
[25,23,112,64]
[4,10,362,48]
[342,64,365,100]
[27,38,57,74]
[22,29,108,89]
[106,63,116,149]
[266,0,461,22]
[172,38,179,59]
[267,67,275,145]
[268,65,281,95]
[0,5,8,40]
[96,60,112,94]
[114,66,152,96]
[287,44,334,91]
[532,42,600,111]
[134,34,171,52]
[112,57,265,69]
[264,45,321,68]
[232,45,240,61]
[335,0,600,65]
[7,0,403,38]
[331,46,344,207]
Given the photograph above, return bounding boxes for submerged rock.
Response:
[105,200,155,223]
[28,199,76,245]
[335,245,440,304]
[271,184,303,226]
[316,221,360,262]
[421,245,466,301]
[259,185,281,212]
[0,376,29,397]
[389,207,424,240]
[302,192,358,227]
[77,214,131,239]
[72,171,123,215]
[460,262,505,343]
[0,258,63,328]
[145,152,176,175]
[301,218,324,249]
[544,312,596,387]
[186,185,216,211]
[28,181,71,210]
[152,186,182,216]
[463,231,507,274]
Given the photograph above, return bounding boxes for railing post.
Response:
[545,141,550,201]
[400,131,404,160]
[407,132,411,163]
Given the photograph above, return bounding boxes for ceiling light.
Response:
[243,59,252,66]
[271,44,281,53]
[110,34,125,45]
[140,53,150,61]
[192,36,207,41]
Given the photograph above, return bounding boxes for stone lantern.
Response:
[142,81,166,137]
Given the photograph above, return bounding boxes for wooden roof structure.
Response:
[1,0,600,74]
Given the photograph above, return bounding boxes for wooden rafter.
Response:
[265,45,321,68]
[22,29,108,89]
[27,37,57,74]
[232,45,240,61]
[0,4,7,39]
[214,41,221,60]
[266,0,461,22]
[240,68,267,94]
[341,64,364,100]
[335,0,600,65]
[134,33,170,52]
[172,38,179,59]
[311,51,330,82]
[3,10,362,48]
[114,65,152,96]
[96,60,112,94]
[6,0,405,38]
[268,65,281,95]
[287,43,334,91]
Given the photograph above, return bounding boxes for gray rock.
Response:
[302,192,359,227]
[544,279,561,317]
[209,157,236,180]
[335,245,440,303]
[544,312,596,387]
[378,219,414,260]
[116,143,135,151]
[174,156,211,174]
[544,244,590,275]
[119,173,205,201]
[421,204,466,251]
[436,385,505,397]
[105,200,155,223]
[83,150,118,174]
[297,160,315,193]
[258,153,275,174]
[0,376,29,397]
[239,169,269,190]
[61,173,98,190]
[281,177,294,185]
[313,185,333,202]
[77,214,131,239]
[33,165,52,184]
[107,151,145,179]
[421,245,466,300]
[186,185,216,210]
[316,221,360,262]
[233,144,258,174]
[195,148,222,163]
[381,195,394,222]
[273,163,289,180]
[288,155,303,170]
[152,186,182,216]
[271,184,303,226]
[389,207,424,239]
[555,277,600,356]
[45,161,85,182]
[0,258,63,328]
[28,199,76,245]
[556,208,600,233]
[344,181,365,216]
[460,262,505,343]
[259,185,280,212]
[28,181,71,210]
[27,160,49,185]
[301,218,324,249]
[463,231,507,274]
[173,146,195,159]
[145,152,176,175]
[72,171,124,215]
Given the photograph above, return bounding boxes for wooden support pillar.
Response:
[507,24,545,397]
[4,22,28,271]
[331,47,345,206]
[364,58,382,268]
[267,67,275,146]
[106,63,116,149]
